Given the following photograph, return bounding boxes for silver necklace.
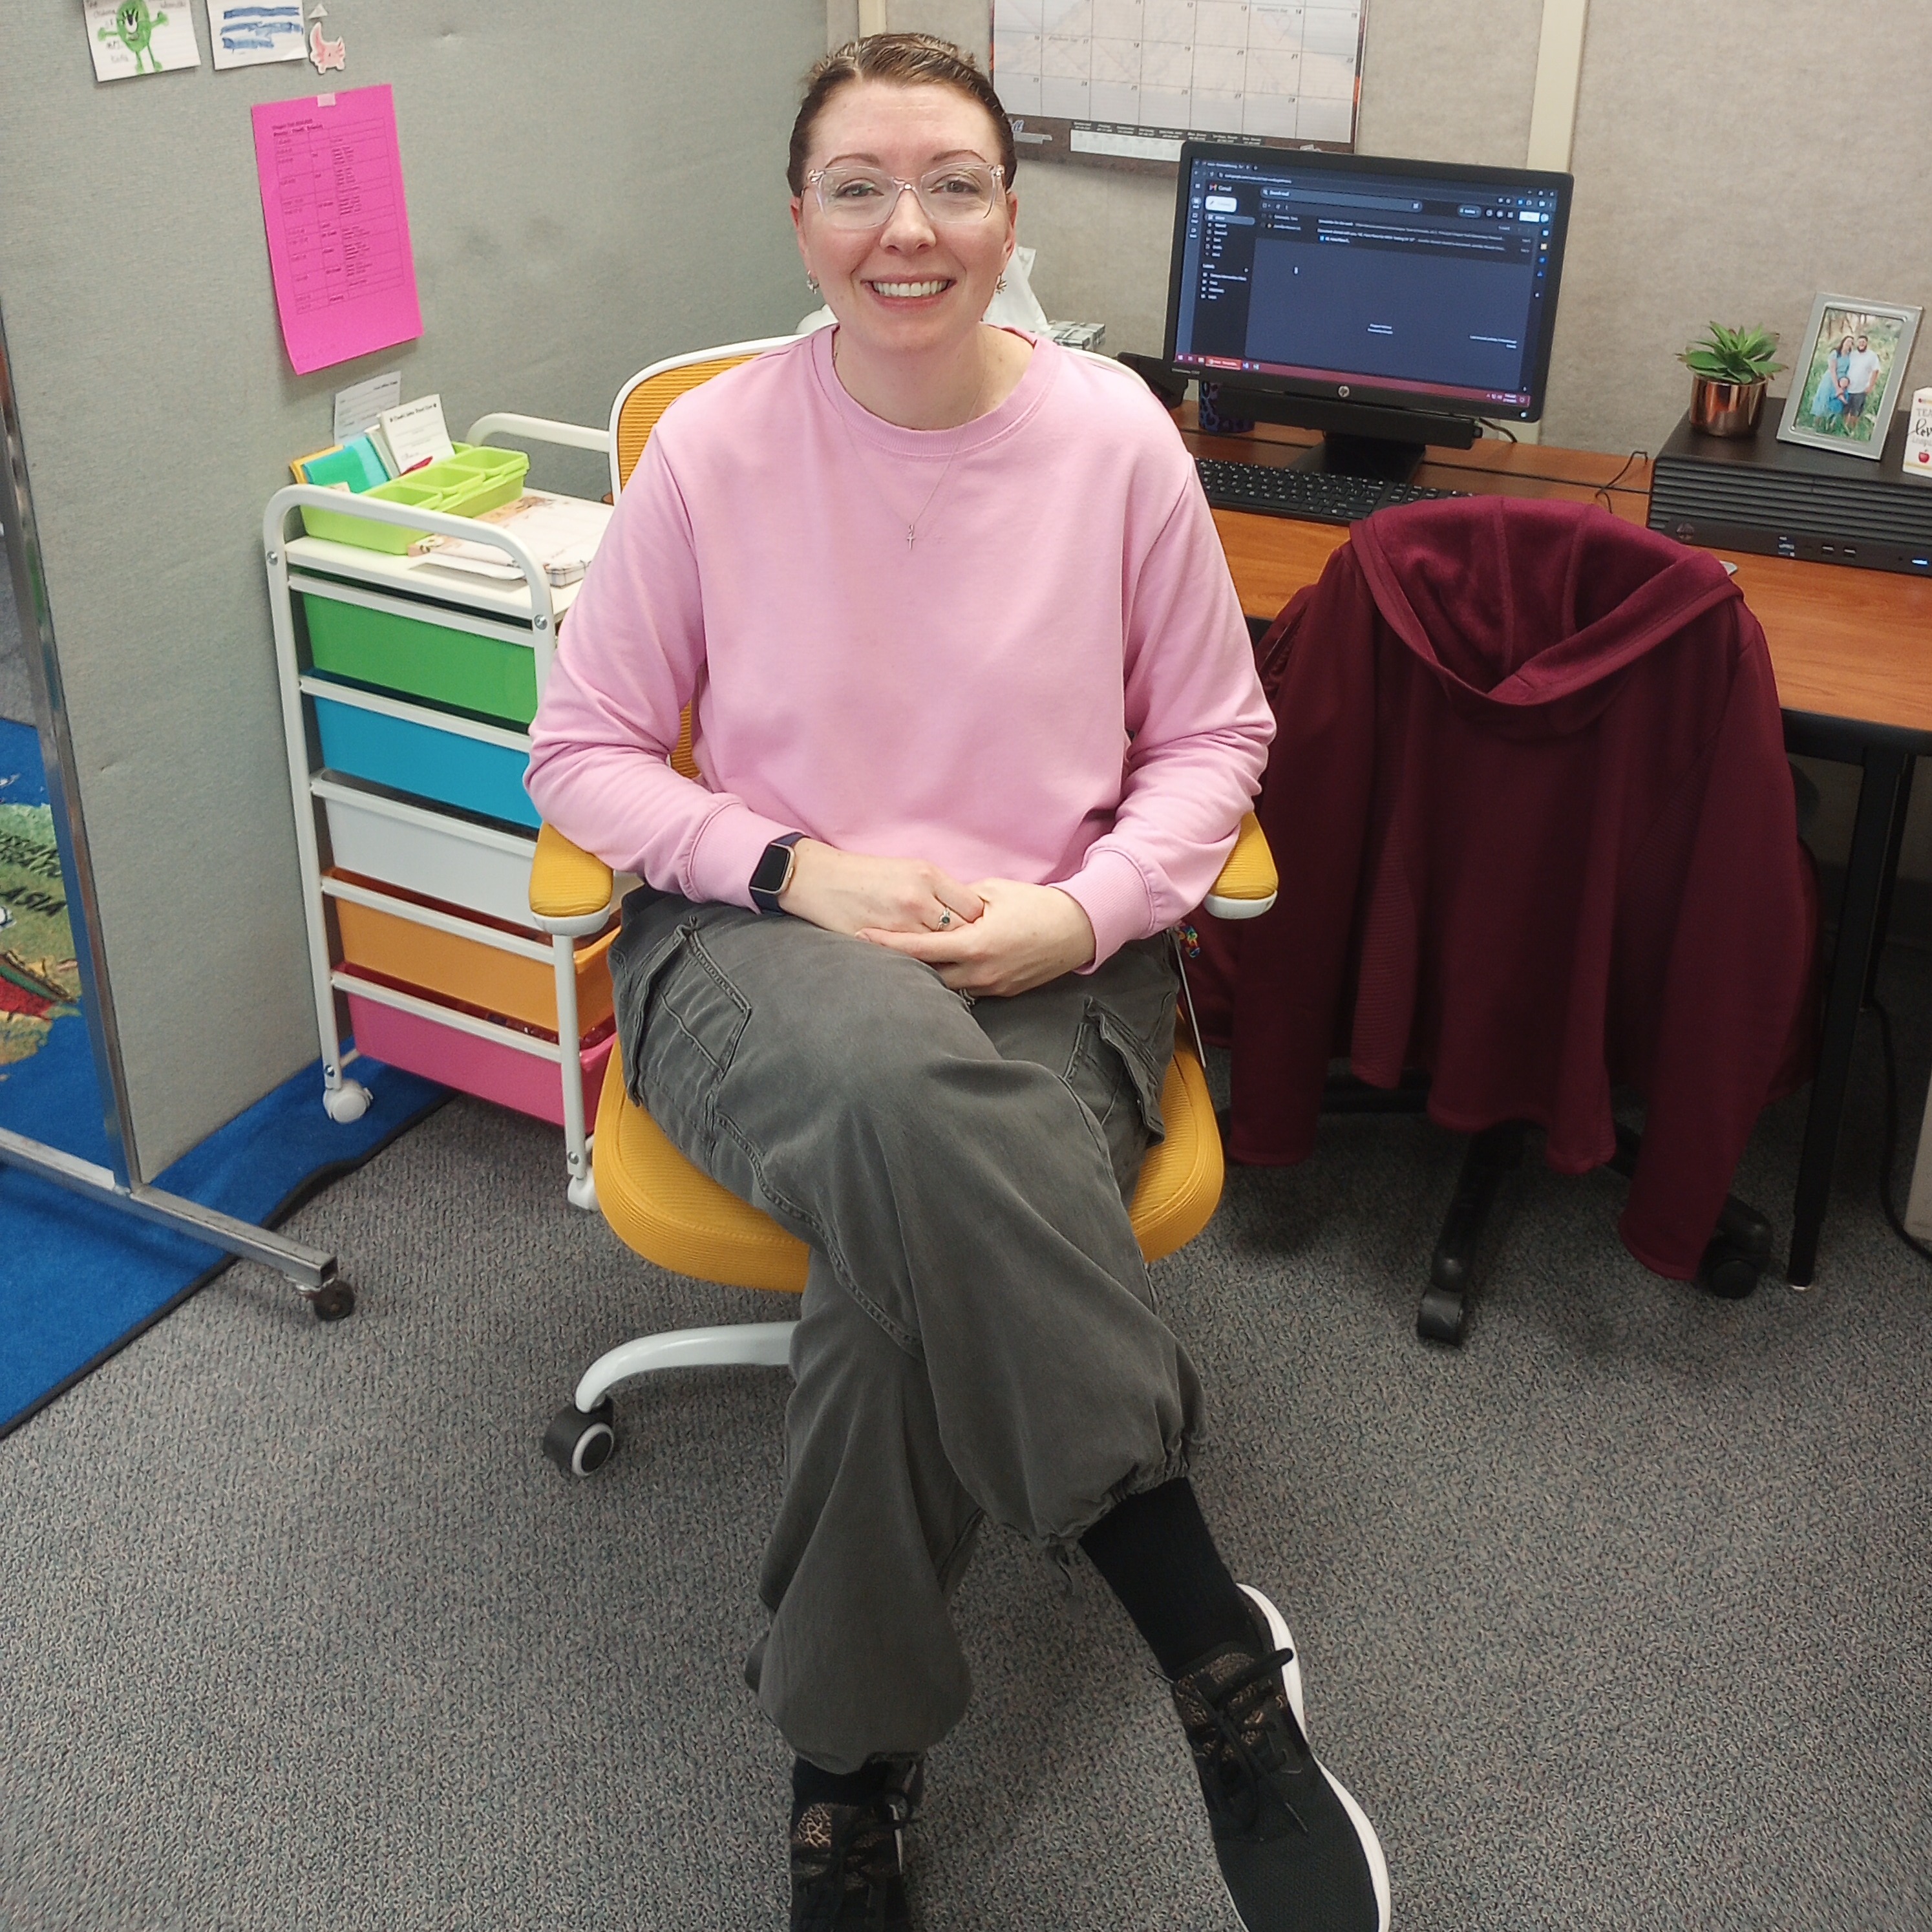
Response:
[831,332,987,550]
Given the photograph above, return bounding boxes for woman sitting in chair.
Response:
[527,34,1386,1932]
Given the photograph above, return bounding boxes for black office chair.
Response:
[1199,496,1820,1346]
[1318,1085,1778,1343]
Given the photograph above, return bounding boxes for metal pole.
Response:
[0,294,352,1317]
[1787,742,1911,1290]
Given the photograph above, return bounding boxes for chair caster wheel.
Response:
[310,1280,356,1321]
[1698,1237,1766,1300]
[323,1081,371,1123]
[544,1399,616,1478]
[1417,1282,1468,1345]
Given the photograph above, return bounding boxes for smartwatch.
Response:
[749,832,807,915]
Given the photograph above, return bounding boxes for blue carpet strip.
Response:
[1,714,447,1436]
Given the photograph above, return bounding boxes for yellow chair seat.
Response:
[592,1034,1225,1295]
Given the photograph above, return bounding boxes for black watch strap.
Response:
[749,832,806,915]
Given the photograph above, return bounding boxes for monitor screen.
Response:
[1163,144,1573,423]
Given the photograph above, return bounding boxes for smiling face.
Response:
[791,80,1017,370]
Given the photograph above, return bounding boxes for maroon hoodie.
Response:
[1192,496,1817,1279]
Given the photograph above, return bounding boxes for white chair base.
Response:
[571,1319,797,1412]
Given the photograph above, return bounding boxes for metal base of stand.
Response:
[0,1125,351,1318]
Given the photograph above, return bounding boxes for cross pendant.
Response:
[906,525,917,549]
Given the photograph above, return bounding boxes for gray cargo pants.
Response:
[610,888,1207,1774]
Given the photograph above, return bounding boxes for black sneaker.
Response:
[1171,1585,1390,1931]
[789,1758,924,1931]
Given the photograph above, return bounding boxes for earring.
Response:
[806,273,820,293]
[995,273,1008,293]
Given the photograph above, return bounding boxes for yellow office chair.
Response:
[535,334,1279,1475]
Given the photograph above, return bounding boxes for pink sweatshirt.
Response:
[525,330,1273,968]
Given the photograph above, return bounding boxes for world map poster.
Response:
[0,738,80,1074]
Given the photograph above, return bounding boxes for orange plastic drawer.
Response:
[330,874,614,1035]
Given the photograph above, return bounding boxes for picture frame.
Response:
[1777,293,1923,459]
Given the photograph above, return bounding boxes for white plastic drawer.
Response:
[315,776,538,928]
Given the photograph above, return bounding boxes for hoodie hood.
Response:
[1352,496,1741,737]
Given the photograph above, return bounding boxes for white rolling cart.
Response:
[262,414,622,1209]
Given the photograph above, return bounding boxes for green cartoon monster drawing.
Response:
[99,1,169,74]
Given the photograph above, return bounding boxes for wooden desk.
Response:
[1188,416,1932,1286]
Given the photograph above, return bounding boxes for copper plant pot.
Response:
[1690,374,1767,438]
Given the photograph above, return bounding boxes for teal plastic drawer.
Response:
[313,695,536,829]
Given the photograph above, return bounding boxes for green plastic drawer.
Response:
[299,593,538,726]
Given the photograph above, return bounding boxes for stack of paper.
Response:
[411,492,615,588]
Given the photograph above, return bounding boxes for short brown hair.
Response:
[787,34,1017,197]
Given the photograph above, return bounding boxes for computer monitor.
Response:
[1162,142,1573,482]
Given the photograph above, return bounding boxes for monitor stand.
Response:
[1203,384,1481,486]
[1290,432,1426,487]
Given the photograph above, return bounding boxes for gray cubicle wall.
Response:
[898,0,1932,460]
[0,1,823,1170]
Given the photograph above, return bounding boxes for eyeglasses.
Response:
[804,162,1007,229]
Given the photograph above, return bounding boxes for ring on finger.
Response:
[937,908,953,928]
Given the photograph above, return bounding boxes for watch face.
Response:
[750,839,796,898]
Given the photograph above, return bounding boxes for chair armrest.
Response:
[464,412,613,456]
[531,823,617,935]
[1203,812,1277,920]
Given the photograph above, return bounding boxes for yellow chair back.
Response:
[607,339,800,769]
[609,335,801,491]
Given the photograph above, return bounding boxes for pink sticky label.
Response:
[251,85,423,375]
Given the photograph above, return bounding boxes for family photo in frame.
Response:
[1777,293,1923,457]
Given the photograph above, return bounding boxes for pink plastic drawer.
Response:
[347,993,614,1129]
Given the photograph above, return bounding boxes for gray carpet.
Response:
[3,957,1929,1932]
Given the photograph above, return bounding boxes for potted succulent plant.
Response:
[1680,323,1786,438]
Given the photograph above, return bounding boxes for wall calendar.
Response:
[992,1,1366,173]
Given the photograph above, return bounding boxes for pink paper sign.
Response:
[251,85,423,374]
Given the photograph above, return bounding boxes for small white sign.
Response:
[86,1,202,81]
[333,370,402,443]
[206,1,306,69]
[1902,387,1932,477]
[378,394,456,473]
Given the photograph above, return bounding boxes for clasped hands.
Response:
[777,838,1095,997]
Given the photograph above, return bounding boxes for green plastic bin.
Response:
[299,593,539,726]
[300,445,531,553]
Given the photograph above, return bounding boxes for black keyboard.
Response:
[1195,456,1467,525]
